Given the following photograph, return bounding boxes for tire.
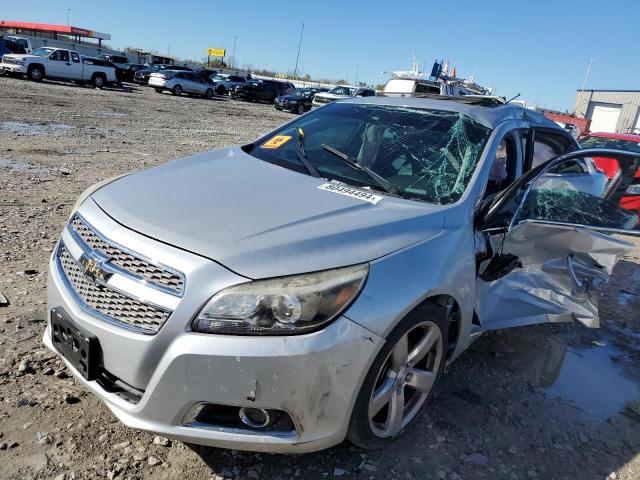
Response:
[154,88,163,94]
[347,302,448,450]
[92,74,106,89]
[28,65,44,82]
[216,85,226,95]
[296,104,305,115]
[172,84,182,96]
[204,89,214,99]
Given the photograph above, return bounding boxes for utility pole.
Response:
[293,22,304,80]
[577,58,596,117]
[232,35,238,69]
[67,9,71,26]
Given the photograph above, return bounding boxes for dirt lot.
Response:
[1,76,639,480]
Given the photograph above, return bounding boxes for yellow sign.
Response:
[260,135,292,149]
[207,48,225,57]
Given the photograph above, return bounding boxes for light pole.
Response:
[293,22,304,80]
[232,35,238,69]
[577,58,596,117]
[67,9,71,26]
[355,65,360,85]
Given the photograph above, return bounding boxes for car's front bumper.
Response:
[1,63,27,74]
[44,207,383,452]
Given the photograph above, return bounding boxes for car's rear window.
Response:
[248,102,491,204]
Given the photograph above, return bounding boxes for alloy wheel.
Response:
[368,320,443,438]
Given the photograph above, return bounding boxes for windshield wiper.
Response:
[295,128,321,178]
[321,144,396,194]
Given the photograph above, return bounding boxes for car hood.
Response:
[91,147,445,279]
[278,94,309,101]
[315,93,350,100]
[1,53,32,61]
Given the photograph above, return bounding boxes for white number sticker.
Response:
[317,183,382,205]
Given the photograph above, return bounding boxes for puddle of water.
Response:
[1,121,73,136]
[545,343,639,420]
[478,336,640,421]
[0,158,49,174]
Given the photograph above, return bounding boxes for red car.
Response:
[580,132,640,221]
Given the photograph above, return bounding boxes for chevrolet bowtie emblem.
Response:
[79,254,112,282]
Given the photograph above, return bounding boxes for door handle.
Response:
[66,62,71,65]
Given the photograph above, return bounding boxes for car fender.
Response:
[343,208,476,360]
[26,61,46,74]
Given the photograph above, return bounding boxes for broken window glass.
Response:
[515,188,638,230]
[248,103,492,204]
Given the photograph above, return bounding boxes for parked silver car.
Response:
[209,73,247,95]
[312,85,376,108]
[45,96,639,453]
[149,70,214,98]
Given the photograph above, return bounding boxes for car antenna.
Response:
[505,93,521,104]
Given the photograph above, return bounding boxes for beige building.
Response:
[573,89,640,134]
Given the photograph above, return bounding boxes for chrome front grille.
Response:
[70,215,184,295]
[57,243,170,334]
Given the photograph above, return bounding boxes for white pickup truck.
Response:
[0,47,116,88]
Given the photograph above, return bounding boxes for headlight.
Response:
[626,184,640,195]
[193,264,369,335]
[69,173,131,219]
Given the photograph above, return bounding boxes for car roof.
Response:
[587,131,640,141]
[342,96,560,130]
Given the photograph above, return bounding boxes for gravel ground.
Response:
[1,76,639,480]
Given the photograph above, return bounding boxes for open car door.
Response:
[475,148,640,331]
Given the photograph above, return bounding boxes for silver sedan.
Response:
[149,70,214,99]
[45,96,639,452]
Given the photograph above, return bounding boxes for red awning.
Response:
[0,20,110,40]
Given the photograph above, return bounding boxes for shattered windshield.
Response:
[580,136,640,153]
[248,103,492,204]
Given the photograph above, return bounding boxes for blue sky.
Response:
[4,0,640,110]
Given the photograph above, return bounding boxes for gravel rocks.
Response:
[153,435,170,447]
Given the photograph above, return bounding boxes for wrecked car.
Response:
[44,96,640,453]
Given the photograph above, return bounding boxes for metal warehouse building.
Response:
[574,89,640,134]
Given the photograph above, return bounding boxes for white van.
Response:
[384,76,488,97]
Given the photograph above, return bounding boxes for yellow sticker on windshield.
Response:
[261,135,292,149]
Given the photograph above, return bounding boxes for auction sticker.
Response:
[261,135,292,149]
[317,183,382,205]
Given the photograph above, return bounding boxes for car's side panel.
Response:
[475,222,633,330]
[344,203,477,361]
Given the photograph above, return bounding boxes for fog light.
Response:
[239,407,271,428]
